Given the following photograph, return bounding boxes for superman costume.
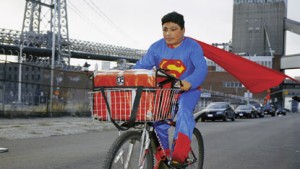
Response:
[134,37,207,163]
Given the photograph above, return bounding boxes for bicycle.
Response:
[90,69,204,169]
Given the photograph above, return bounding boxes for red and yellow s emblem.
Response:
[159,59,186,78]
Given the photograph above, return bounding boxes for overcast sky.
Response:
[1,0,299,76]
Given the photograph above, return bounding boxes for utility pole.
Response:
[49,0,57,113]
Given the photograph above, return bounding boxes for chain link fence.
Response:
[0,56,92,118]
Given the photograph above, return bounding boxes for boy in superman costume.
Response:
[133,11,207,167]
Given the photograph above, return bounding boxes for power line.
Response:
[83,0,138,44]
[85,0,117,29]
[68,1,119,44]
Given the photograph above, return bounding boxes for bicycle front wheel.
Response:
[102,130,154,169]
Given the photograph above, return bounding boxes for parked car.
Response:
[235,104,258,118]
[194,102,235,122]
[275,107,287,116]
[250,102,264,118]
[284,108,291,112]
[263,104,276,116]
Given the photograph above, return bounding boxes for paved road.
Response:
[1,114,300,169]
[200,113,300,169]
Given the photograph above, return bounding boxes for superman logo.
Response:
[159,59,186,78]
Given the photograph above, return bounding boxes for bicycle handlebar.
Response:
[156,68,183,88]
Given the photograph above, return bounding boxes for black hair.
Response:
[161,11,185,29]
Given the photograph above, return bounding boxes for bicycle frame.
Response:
[137,124,150,168]
[96,69,204,169]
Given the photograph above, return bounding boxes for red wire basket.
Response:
[90,87,179,123]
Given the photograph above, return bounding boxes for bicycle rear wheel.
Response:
[168,127,204,169]
[102,130,154,169]
[186,127,204,169]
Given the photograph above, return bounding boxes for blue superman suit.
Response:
[134,37,207,162]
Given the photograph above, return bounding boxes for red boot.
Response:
[171,133,191,163]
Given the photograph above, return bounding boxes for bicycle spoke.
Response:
[104,131,154,169]
[113,149,124,164]
[124,143,134,169]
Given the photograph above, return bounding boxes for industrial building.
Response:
[232,0,287,56]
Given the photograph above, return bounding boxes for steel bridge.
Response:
[0,28,144,64]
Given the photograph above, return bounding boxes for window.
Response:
[223,81,243,88]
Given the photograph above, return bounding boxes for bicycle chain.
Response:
[153,128,167,159]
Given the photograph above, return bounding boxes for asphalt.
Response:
[0,117,114,140]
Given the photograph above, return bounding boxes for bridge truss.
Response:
[0,28,145,66]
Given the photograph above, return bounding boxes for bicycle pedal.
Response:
[169,160,186,169]
[186,158,195,163]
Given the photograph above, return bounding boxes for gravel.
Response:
[0,117,114,140]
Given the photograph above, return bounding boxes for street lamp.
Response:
[82,61,91,115]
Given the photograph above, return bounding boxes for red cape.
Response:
[194,39,297,94]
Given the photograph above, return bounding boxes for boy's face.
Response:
[162,22,185,48]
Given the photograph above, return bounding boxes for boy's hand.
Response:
[180,80,191,91]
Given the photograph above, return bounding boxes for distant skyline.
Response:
[1,0,299,77]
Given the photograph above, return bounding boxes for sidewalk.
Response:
[0,117,114,140]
